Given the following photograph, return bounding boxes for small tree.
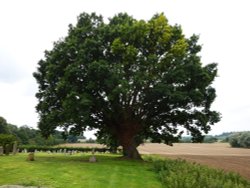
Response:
[0,134,17,155]
[229,132,250,148]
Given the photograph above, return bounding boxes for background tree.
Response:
[0,116,9,134]
[229,132,250,148]
[0,134,17,155]
[34,12,220,159]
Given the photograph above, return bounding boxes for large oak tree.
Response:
[34,13,220,159]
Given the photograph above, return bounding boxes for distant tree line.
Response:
[179,135,218,143]
[0,116,86,146]
[179,131,250,148]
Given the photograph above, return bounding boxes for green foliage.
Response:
[8,125,65,146]
[0,134,16,145]
[0,116,9,134]
[179,135,218,143]
[34,12,220,158]
[66,134,78,143]
[96,132,119,153]
[85,138,97,143]
[146,156,250,188]
[214,132,235,142]
[178,136,192,143]
[229,132,250,148]
[0,116,67,146]
[0,134,17,155]
[203,135,218,143]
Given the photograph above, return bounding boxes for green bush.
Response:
[0,134,17,155]
[229,132,250,148]
[145,156,250,188]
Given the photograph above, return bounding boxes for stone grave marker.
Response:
[27,152,35,161]
[0,146,3,155]
[12,142,18,155]
[89,148,97,162]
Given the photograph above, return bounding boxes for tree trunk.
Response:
[116,123,142,160]
[121,140,142,160]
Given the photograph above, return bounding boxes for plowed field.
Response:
[138,143,250,179]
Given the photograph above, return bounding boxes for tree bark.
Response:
[121,140,142,160]
[116,123,142,160]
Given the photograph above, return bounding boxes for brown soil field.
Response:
[59,143,106,148]
[62,143,250,179]
[138,143,250,180]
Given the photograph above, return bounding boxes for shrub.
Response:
[0,134,17,155]
[145,156,250,188]
[229,132,250,148]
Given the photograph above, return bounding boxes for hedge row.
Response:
[18,145,122,153]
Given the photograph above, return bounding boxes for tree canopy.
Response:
[0,116,9,134]
[34,12,220,159]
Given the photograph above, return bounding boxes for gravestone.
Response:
[27,152,35,161]
[89,156,97,162]
[89,149,97,162]
[12,142,17,155]
[0,146,3,156]
[63,149,67,154]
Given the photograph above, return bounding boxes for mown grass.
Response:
[146,156,250,188]
[0,153,162,188]
[1,153,250,188]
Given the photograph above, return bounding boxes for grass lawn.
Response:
[0,153,162,188]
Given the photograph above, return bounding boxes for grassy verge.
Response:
[145,156,250,188]
[0,153,162,188]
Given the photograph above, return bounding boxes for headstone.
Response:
[0,146,3,156]
[89,148,97,162]
[89,156,97,162]
[12,141,17,155]
[5,144,10,155]
[27,152,35,161]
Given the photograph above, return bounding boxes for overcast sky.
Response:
[0,0,249,137]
